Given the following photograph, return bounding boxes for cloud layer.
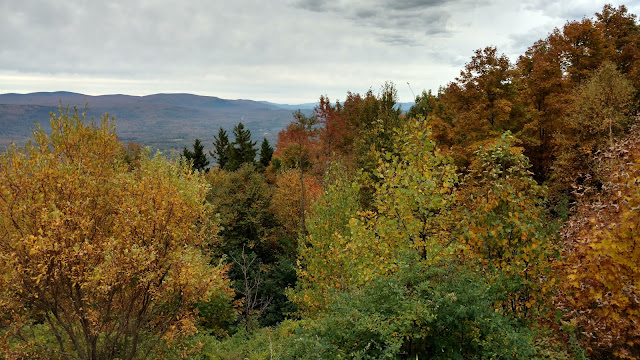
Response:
[1,0,637,103]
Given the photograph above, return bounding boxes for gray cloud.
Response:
[507,26,553,57]
[293,0,336,12]
[389,0,449,11]
[293,0,455,45]
[1,0,638,103]
[507,0,640,60]
[377,32,418,46]
[353,8,379,19]
[523,0,616,21]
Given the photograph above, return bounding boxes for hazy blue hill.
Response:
[0,92,89,105]
[140,93,281,111]
[0,92,310,154]
[259,101,317,111]
[0,104,54,150]
[259,100,414,112]
[397,102,414,111]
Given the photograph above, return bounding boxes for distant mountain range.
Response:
[0,92,415,154]
[0,92,317,154]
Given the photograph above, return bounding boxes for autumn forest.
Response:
[1,4,640,360]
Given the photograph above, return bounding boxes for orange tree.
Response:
[0,108,233,359]
[440,46,523,169]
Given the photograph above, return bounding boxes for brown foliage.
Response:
[440,46,522,169]
[557,124,640,358]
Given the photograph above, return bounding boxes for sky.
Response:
[1,0,639,104]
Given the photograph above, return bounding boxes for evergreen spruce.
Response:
[211,128,230,170]
[259,138,274,169]
[183,138,209,172]
[228,122,257,171]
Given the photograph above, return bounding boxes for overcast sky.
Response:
[1,0,638,103]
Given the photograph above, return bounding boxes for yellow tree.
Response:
[457,133,556,320]
[292,118,459,316]
[369,117,459,263]
[290,164,361,316]
[0,108,233,359]
[269,168,321,238]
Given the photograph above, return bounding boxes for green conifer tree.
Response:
[228,122,257,171]
[210,128,230,170]
[183,138,209,172]
[259,138,274,169]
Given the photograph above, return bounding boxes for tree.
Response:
[369,117,458,262]
[285,260,539,360]
[0,107,233,359]
[273,111,319,171]
[211,127,230,169]
[352,83,403,177]
[272,111,320,234]
[291,164,361,316]
[596,4,640,92]
[570,61,635,147]
[206,164,275,254]
[549,18,607,86]
[228,247,273,333]
[315,95,347,159]
[183,138,210,172]
[513,4,640,184]
[258,138,274,170]
[551,61,636,196]
[269,168,322,239]
[288,123,549,359]
[119,141,145,170]
[205,164,298,329]
[228,123,257,171]
[272,83,404,187]
[406,90,453,148]
[558,127,640,358]
[292,118,458,315]
[457,133,557,320]
[516,38,569,182]
[440,46,524,169]
[337,83,405,208]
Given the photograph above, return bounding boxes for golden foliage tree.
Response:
[291,164,360,317]
[270,169,322,238]
[457,133,557,320]
[0,108,233,359]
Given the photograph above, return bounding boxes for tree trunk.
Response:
[299,156,306,236]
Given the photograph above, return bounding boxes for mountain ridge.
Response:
[0,92,315,153]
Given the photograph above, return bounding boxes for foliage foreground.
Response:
[0,108,233,359]
[3,4,640,359]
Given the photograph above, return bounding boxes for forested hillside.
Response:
[0,92,301,153]
[1,4,640,360]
